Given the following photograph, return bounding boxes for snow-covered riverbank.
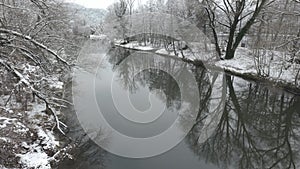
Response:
[0,64,72,168]
[215,48,300,91]
[0,102,60,168]
[116,41,300,93]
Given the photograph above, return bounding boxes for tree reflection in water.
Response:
[188,74,300,169]
[107,47,201,111]
[64,47,300,169]
[108,47,300,168]
[107,47,208,140]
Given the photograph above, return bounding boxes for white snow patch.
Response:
[135,46,155,51]
[37,127,60,149]
[0,137,10,142]
[49,81,64,90]
[155,48,170,55]
[116,41,215,61]
[18,147,51,169]
[15,121,29,133]
[216,48,257,74]
[27,103,54,123]
[17,128,59,169]
[0,116,29,133]
[114,39,127,44]
[117,41,156,51]
[0,117,17,128]
[23,64,38,74]
[90,34,108,40]
[32,103,46,113]
[215,47,300,87]
[47,77,64,90]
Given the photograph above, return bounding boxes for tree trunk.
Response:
[224,0,268,60]
[225,49,236,60]
[225,19,239,60]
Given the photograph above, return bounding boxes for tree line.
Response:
[105,0,300,62]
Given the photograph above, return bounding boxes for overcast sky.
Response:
[65,0,116,9]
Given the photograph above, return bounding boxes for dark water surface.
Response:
[59,45,300,169]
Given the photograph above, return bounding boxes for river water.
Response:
[59,42,300,169]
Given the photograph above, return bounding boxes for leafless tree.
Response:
[0,0,78,135]
[203,0,273,59]
[126,0,136,15]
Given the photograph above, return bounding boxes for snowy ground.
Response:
[115,41,156,51]
[0,101,61,168]
[0,63,70,168]
[90,34,108,41]
[216,48,300,87]
[115,41,300,90]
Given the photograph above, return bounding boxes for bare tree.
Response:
[126,0,136,15]
[0,0,78,135]
[204,0,272,59]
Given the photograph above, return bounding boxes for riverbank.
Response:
[0,67,73,168]
[115,42,300,94]
[0,98,66,169]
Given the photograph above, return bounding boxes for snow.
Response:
[116,41,200,59]
[48,77,64,90]
[37,127,60,149]
[17,127,59,169]
[115,41,300,89]
[0,101,61,168]
[215,48,300,86]
[29,103,47,117]
[0,137,10,142]
[18,147,51,169]
[115,41,216,61]
[0,96,10,106]
[90,34,108,40]
[14,68,31,86]
[155,48,170,55]
[215,48,257,74]
[0,109,29,133]
[135,46,155,51]
[0,117,16,128]
[116,41,156,51]
[114,39,126,44]
[23,64,38,74]
[16,104,60,168]
[15,122,29,133]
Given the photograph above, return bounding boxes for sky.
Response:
[65,0,116,9]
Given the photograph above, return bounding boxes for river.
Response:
[58,41,300,169]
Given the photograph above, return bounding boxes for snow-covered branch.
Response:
[0,59,67,136]
[0,28,71,66]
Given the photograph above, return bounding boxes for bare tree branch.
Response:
[0,28,71,66]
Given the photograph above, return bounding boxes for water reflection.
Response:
[94,47,201,157]
[59,137,107,169]
[62,46,300,169]
[188,75,300,169]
